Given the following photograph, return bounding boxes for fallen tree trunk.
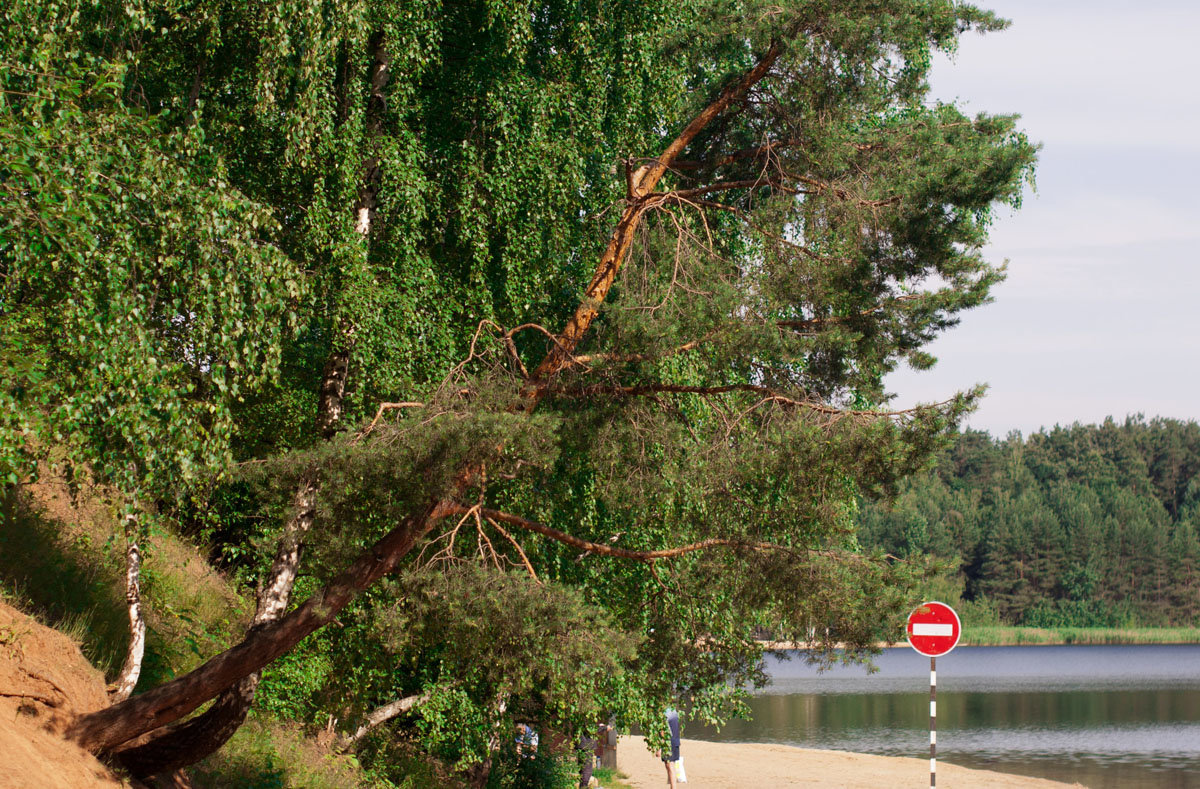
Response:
[68,498,450,753]
[338,692,428,749]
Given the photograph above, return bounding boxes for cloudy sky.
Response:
[886,0,1200,436]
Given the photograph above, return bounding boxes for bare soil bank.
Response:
[0,600,127,788]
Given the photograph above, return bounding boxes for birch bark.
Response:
[109,513,145,703]
[107,33,392,777]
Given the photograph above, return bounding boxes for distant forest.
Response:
[859,417,1200,628]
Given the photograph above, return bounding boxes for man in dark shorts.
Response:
[661,708,680,788]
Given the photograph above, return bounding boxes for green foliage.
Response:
[190,717,376,789]
[340,565,632,773]
[860,418,1200,627]
[3,0,1039,776]
[1,3,301,500]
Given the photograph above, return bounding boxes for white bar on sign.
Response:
[930,758,937,772]
[930,730,936,744]
[930,670,937,684]
[930,701,936,716]
[913,623,954,636]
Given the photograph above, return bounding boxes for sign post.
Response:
[906,602,961,789]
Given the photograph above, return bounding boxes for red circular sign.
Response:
[906,601,961,657]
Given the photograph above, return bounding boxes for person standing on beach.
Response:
[662,708,681,788]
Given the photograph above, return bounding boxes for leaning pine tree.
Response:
[4,0,1033,776]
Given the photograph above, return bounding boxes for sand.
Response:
[0,601,127,788]
[615,735,1082,788]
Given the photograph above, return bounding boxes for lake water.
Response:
[686,645,1200,788]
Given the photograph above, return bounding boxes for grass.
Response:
[961,626,1200,646]
[1,476,252,689]
[593,766,636,789]
[0,487,130,674]
[189,717,370,789]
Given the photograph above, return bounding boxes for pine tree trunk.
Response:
[68,498,448,754]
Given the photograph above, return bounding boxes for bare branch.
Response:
[448,505,782,561]
[484,517,541,584]
[659,177,806,201]
[667,137,804,172]
[355,401,425,442]
[550,382,956,421]
[571,333,715,365]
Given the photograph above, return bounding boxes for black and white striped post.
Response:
[906,602,961,789]
[930,655,937,787]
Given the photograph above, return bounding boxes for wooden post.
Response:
[930,655,937,788]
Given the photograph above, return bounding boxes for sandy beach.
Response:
[615,735,1082,788]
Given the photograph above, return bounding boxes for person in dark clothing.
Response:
[577,729,597,788]
[661,708,681,788]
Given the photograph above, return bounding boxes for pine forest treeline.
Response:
[859,417,1200,628]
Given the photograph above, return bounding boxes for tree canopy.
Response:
[2,0,1036,781]
[860,418,1200,628]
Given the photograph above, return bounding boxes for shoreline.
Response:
[759,626,1200,650]
[615,735,1082,788]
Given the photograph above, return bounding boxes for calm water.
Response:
[687,645,1200,788]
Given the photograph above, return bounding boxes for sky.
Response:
[886,0,1200,437]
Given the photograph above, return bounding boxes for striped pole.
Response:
[930,655,937,788]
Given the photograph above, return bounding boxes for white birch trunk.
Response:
[340,692,427,748]
[105,32,393,778]
[111,514,145,702]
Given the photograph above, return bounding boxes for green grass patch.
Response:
[961,626,1200,646]
[0,479,250,689]
[188,717,373,788]
[592,766,636,789]
[0,488,129,674]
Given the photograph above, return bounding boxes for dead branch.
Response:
[571,332,716,365]
[666,137,804,172]
[355,401,425,442]
[448,505,782,561]
[447,506,883,570]
[548,381,954,421]
[484,516,541,584]
[658,177,807,201]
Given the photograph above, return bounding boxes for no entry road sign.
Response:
[906,601,961,658]
[908,601,961,788]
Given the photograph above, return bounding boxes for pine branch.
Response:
[549,381,954,420]
[452,505,782,561]
[530,40,784,383]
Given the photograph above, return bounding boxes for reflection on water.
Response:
[687,645,1200,788]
